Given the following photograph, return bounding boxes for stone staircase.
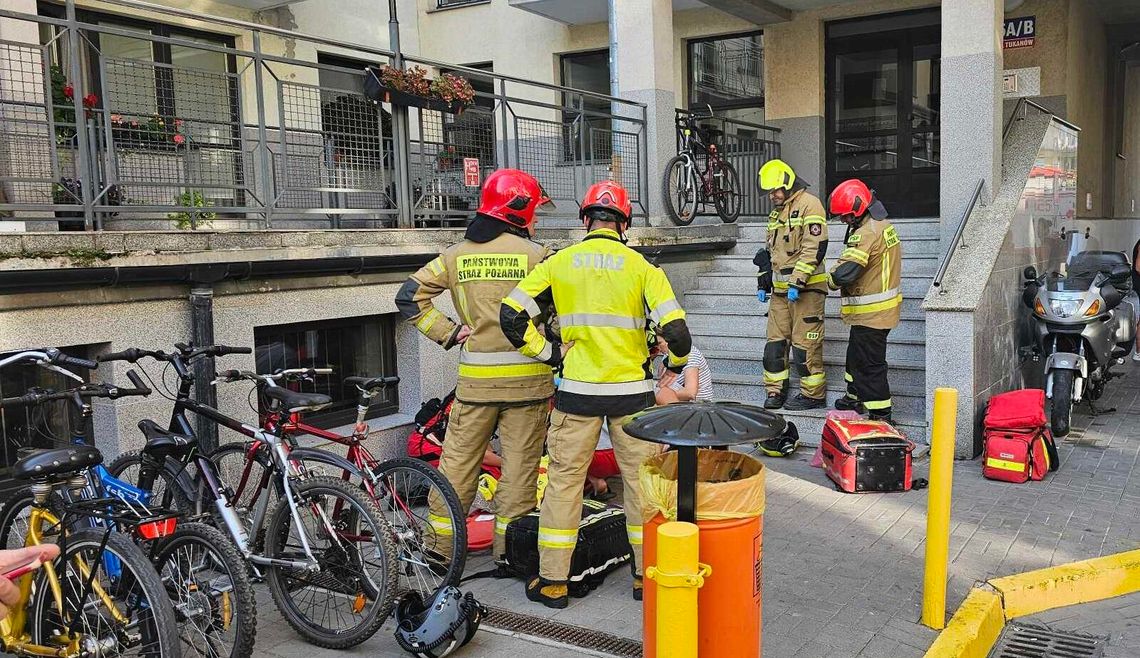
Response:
[684,219,938,444]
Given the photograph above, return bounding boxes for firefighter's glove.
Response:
[756,290,768,304]
[787,286,800,303]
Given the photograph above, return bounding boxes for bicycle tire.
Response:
[662,154,699,226]
[29,527,181,658]
[371,456,467,599]
[208,441,278,537]
[107,450,194,514]
[153,521,258,658]
[264,475,399,649]
[713,160,742,223]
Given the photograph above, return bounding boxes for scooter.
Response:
[1022,250,1137,437]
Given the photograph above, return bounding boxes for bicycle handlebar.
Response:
[0,371,152,409]
[0,348,97,371]
[213,367,334,385]
[100,344,252,365]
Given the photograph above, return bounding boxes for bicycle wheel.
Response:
[209,441,277,536]
[264,475,398,649]
[29,528,181,658]
[662,154,700,226]
[372,457,466,599]
[108,450,193,513]
[153,521,257,658]
[712,160,742,223]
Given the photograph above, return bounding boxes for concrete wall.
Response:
[1064,0,1108,218]
[1115,62,1140,219]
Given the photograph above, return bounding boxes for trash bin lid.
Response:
[622,401,786,447]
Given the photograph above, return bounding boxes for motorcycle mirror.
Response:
[1109,263,1131,283]
[1023,266,1038,281]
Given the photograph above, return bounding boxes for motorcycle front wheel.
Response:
[1049,369,1075,437]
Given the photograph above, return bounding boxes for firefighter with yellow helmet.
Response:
[396,168,555,565]
[501,180,692,609]
[755,159,829,431]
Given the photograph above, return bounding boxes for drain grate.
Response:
[483,606,642,658]
[990,622,1107,658]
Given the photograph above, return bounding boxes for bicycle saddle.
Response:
[344,375,400,391]
[137,419,197,453]
[11,446,102,480]
[262,387,333,413]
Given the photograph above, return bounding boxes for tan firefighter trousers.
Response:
[428,398,548,558]
[538,409,659,582]
[764,291,827,399]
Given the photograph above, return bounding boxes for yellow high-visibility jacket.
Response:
[501,228,692,417]
[828,218,903,330]
[396,229,555,404]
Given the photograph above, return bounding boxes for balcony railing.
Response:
[675,109,781,219]
[0,0,647,231]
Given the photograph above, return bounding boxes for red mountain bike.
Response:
[662,108,742,225]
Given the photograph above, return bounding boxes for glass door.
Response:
[826,19,940,217]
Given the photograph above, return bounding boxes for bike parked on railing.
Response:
[662,107,742,225]
[207,369,467,602]
[98,344,399,650]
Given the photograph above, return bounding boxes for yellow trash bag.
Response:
[638,449,766,522]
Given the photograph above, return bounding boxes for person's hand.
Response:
[660,370,677,388]
[787,287,800,302]
[454,325,473,344]
[756,290,768,303]
[560,341,576,358]
[0,545,60,620]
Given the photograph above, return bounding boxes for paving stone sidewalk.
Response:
[261,367,1140,657]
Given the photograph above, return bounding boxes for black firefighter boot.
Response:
[834,395,866,413]
[526,577,569,609]
[764,385,788,410]
[784,393,826,411]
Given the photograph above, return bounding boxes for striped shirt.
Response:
[667,347,714,401]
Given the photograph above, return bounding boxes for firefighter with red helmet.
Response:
[827,179,902,423]
[396,168,556,564]
[501,180,692,609]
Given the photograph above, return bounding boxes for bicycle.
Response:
[0,348,182,658]
[206,369,466,602]
[0,351,257,658]
[662,107,742,225]
[96,344,400,650]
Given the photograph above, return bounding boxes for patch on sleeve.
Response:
[847,233,862,244]
[809,223,822,237]
[884,226,900,248]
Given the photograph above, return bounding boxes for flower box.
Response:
[364,66,473,115]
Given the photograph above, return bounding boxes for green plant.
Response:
[168,191,216,230]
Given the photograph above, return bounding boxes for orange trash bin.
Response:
[644,512,763,658]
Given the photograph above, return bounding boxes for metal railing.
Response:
[0,0,647,231]
[932,178,984,291]
[674,109,780,219]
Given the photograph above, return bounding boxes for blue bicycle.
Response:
[0,349,257,658]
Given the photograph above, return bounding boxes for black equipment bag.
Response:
[504,499,632,598]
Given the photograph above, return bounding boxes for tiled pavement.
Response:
[254,368,1140,656]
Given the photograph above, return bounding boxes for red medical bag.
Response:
[821,414,915,493]
[982,389,1056,483]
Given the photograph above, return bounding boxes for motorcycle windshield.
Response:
[1044,272,1094,292]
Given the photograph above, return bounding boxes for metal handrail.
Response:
[932,178,984,291]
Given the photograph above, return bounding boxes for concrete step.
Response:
[686,311,926,342]
[711,253,939,276]
[701,350,927,389]
[696,272,932,296]
[732,409,929,448]
[730,234,943,258]
[683,290,927,314]
[713,373,926,417]
[735,217,941,239]
[687,329,926,361]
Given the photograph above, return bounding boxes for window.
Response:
[254,315,399,428]
[559,50,611,160]
[436,0,487,7]
[0,347,93,493]
[688,32,764,126]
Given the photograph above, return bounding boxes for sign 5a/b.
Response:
[1004,16,1035,49]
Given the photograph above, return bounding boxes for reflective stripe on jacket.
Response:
[828,219,902,330]
[396,232,554,403]
[501,228,691,417]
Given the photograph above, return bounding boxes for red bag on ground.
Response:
[821,414,915,493]
[982,389,1057,482]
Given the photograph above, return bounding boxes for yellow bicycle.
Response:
[0,445,181,658]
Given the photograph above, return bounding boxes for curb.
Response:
[923,548,1140,657]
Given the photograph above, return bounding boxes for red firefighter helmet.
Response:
[829,179,887,224]
[580,180,632,225]
[476,169,552,228]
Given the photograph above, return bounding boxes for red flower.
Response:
[172,133,186,146]
[174,118,184,128]
[63,84,73,99]
[82,93,98,108]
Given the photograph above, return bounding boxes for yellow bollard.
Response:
[922,387,959,630]
[645,521,709,658]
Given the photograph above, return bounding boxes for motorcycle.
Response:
[1022,249,1137,437]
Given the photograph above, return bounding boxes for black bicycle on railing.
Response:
[662,108,742,225]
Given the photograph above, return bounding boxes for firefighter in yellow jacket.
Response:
[396,169,555,564]
[501,180,692,609]
[826,179,902,423]
[756,159,829,423]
